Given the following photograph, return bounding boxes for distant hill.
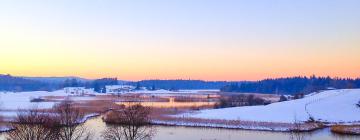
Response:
[1,75,131,92]
[0,74,50,91]
[128,80,240,90]
[22,76,128,84]
[21,76,90,84]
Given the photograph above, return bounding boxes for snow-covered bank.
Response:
[180,89,360,124]
[0,126,13,133]
[151,119,322,132]
[78,113,101,123]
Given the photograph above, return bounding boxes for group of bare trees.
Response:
[7,109,60,140]
[102,104,155,140]
[7,101,154,140]
[7,100,92,140]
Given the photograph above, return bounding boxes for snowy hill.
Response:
[21,76,90,84]
[22,76,129,85]
[184,89,360,124]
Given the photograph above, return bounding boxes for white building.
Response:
[64,87,88,96]
[106,85,135,94]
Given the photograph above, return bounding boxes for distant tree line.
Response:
[220,76,360,95]
[128,80,237,90]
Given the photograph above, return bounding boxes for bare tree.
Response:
[102,104,155,140]
[7,108,60,140]
[289,115,306,140]
[55,99,92,140]
[102,125,154,140]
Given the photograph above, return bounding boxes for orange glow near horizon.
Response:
[1,31,359,81]
[1,43,359,81]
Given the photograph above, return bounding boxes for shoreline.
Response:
[150,119,324,132]
[1,112,360,136]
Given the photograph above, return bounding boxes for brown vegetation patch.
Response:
[331,125,360,135]
[71,100,122,114]
[101,104,155,140]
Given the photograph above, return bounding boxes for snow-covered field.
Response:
[1,88,359,132]
[5,89,360,125]
[0,89,218,110]
[181,89,360,124]
[0,90,101,110]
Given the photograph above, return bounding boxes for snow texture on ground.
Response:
[181,89,360,123]
[0,89,217,110]
[0,90,101,110]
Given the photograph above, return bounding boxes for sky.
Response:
[0,0,359,81]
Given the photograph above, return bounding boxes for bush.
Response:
[103,104,150,125]
[102,104,154,140]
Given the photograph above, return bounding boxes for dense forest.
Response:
[220,76,360,95]
[128,80,236,90]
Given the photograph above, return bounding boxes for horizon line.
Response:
[3,73,359,82]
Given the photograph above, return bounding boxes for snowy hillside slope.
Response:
[183,89,360,123]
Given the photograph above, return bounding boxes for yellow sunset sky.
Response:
[0,0,359,81]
